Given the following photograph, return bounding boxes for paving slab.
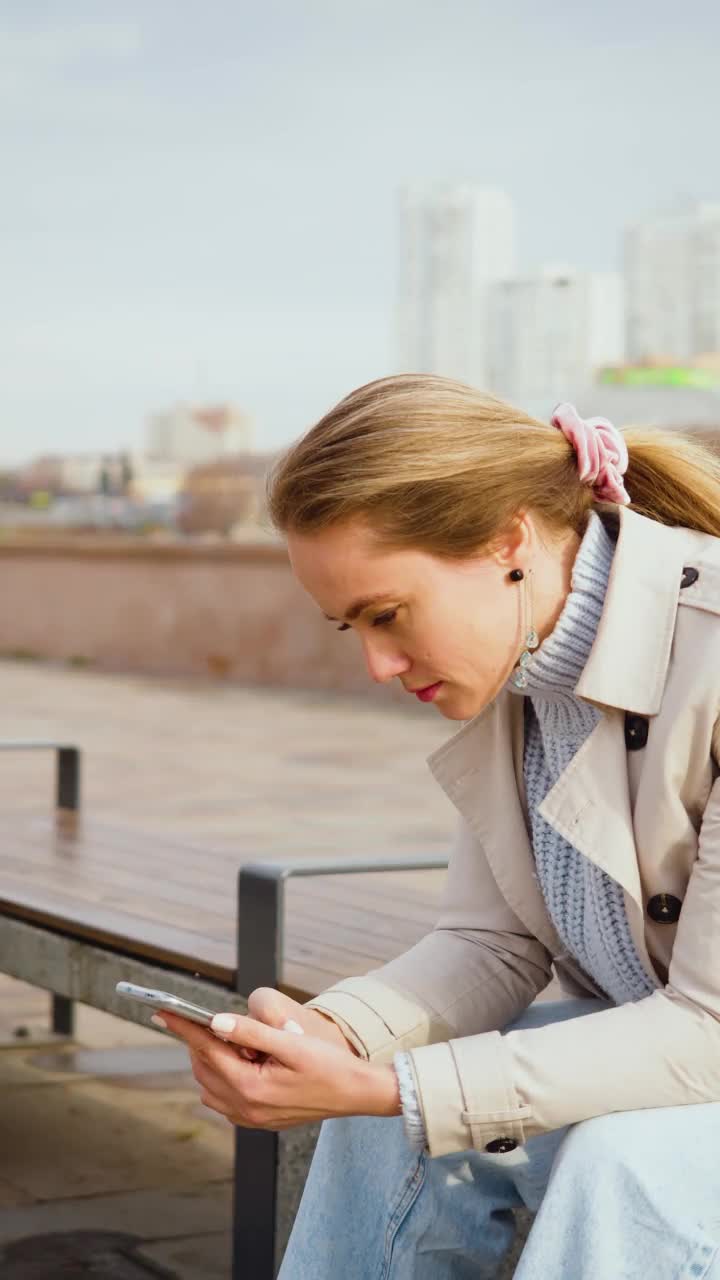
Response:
[0,1186,232,1246]
[0,663,452,858]
[0,1078,232,1202]
[136,1232,232,1280]
[0,1179,34,1209]
[0,1230,176,1278]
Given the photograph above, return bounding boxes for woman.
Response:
[163,375,720,1278]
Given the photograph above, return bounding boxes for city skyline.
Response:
[2,0,719,465]
[398,185,516,387]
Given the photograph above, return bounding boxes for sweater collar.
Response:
[506,511,616,700]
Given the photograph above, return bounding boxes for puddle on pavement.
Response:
[0,1231,175,1278]
[28,1044,194,1089]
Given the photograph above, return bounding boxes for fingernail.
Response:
[151,1014,167,1029]
[282,1019,305,1035]
[211,1013,236,1033]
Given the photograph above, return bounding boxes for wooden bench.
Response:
[0,741,447,1277]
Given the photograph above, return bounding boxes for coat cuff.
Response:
[304,994,370,1059]
[409,1030,532,1157]
[306,975,452,1063]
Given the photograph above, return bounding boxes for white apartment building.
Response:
[59,453,120,494]
[397,184,516,387]
[624,203,720,363]
[126,454,186,503]
[488,270,624,408]
[146,403,253,465]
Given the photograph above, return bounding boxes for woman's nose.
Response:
[362,638,411,685]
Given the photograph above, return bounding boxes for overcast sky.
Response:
[1,0,718,465]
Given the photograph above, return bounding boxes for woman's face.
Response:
[287,515,564,722]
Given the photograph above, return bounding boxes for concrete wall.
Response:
[0,536,381,695]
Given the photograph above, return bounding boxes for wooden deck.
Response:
[0,663,453,1000]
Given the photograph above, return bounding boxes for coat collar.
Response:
[425,506,697,962]
[575,504,689,716]
[429,503,691,785]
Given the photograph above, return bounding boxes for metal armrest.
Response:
[237,855,448,992]
[0,740,81,810]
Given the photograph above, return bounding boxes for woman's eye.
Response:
[336,610,397,633]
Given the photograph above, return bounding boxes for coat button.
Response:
[485,1137,518,1153]
[681,566,699,589]
[647,893,682,924]
[624,712,649,750]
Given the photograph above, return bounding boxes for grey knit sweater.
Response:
[394,510,656,1151]
[513,510,656,1006]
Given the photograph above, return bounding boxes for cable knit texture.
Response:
[393,510,657,1151]
[510,510,656,1006]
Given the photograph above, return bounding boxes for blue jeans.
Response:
[280,998,720,1279]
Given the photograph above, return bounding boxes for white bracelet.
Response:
[393,1052,428,1152]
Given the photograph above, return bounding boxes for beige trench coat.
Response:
[308,504,720,1156]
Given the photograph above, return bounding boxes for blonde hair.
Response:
[267,374,720,555]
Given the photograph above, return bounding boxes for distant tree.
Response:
[120,453,134,496]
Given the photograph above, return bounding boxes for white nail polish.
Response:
[282,1019,305,1035]
[151,1013,167,1029]
[211,1013,236,1033]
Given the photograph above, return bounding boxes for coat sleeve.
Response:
[305,815,554,1060]
[403,769,720,1156]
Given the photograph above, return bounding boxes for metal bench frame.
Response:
[0,741,447,1277]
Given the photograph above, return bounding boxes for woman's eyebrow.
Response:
[323,592,400,623]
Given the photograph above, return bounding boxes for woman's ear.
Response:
[489,512,532,573]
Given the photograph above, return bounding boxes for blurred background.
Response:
[1,6,719,1276]
[1,0,719,688]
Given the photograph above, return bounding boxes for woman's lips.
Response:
[414,682,443,703]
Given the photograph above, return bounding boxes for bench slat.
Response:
[0,812,444,997]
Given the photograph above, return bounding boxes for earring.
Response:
[510,567,539,689]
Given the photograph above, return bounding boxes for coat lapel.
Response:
[428,692,562,957]
[537,708,663,983]
[538,709,642,906]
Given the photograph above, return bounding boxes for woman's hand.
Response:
[246,986,360,1056]
[160,1011,400,1130]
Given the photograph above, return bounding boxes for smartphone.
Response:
[115,981,216,1026]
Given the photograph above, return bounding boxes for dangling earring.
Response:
[509,567,539,689]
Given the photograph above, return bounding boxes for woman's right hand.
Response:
[247,987,359,1056]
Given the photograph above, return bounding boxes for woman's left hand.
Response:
[160,1011,401,1130]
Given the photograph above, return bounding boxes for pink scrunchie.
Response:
[551,402,631,506]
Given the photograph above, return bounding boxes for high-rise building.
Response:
[146,403,253,465]
[397,184,516,387]
[488,269,624,408]
[624,203,720,363]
